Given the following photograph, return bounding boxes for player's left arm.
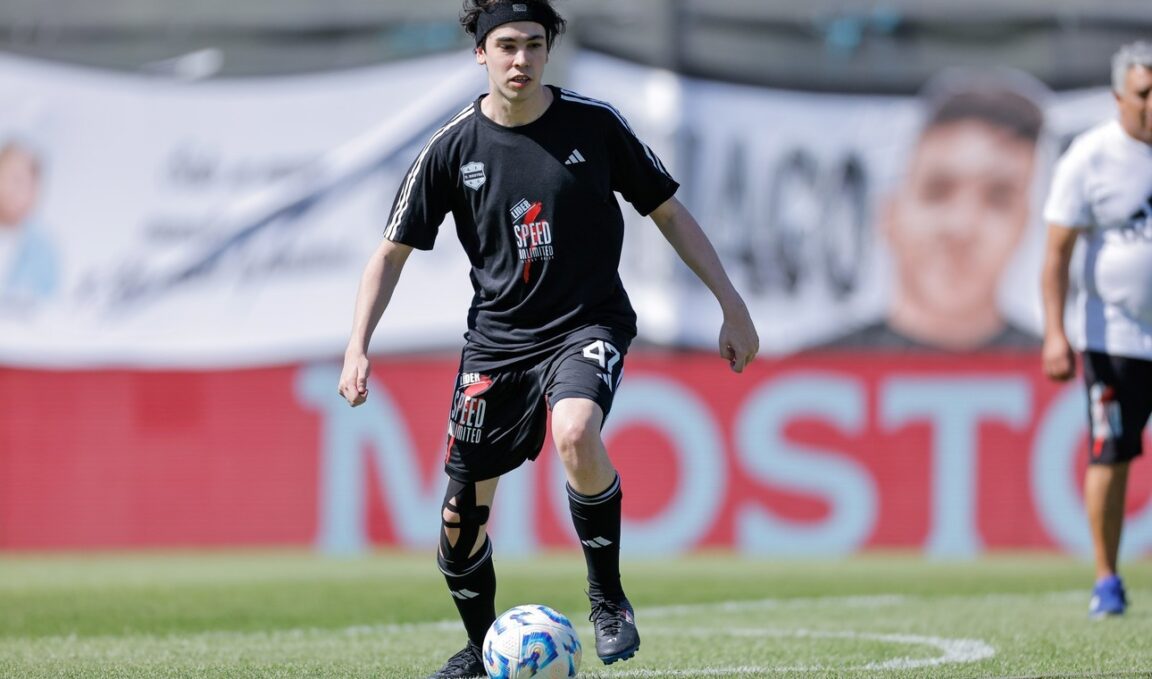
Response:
[649,195,759,372]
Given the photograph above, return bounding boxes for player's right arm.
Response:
[1040,222,1078,382]
[1039,131,1093,384]
[649,196,759,373]
[338,238,414,406]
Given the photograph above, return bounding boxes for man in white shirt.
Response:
[1041,40,1152,618]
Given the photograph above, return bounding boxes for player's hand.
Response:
[338,352,371,406]
[719,308,759,373]
[1041,334,1075,382]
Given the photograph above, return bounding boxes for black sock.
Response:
[567,474,624,599]
[438,538,496,647]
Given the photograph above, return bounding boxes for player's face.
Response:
[1115,65,1152,145]
[476,22,549,104]
[0,148,39,227]
[884,120,1035,318]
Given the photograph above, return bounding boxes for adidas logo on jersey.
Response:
[564,149,586,165]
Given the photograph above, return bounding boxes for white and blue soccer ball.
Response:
[482,604,582,679]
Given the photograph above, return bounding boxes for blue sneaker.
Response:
[1089,575,1127,618]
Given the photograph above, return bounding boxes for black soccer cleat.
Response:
[427,641,486,679]
[588,592,640,664]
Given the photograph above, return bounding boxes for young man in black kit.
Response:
[337,1,759,676]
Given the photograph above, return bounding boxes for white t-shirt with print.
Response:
[0,226,19,285]
[1044,119,1152,360]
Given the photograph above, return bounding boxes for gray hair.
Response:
[1111,41,1152,93]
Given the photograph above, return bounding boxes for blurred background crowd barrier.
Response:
[1,0,1150,556]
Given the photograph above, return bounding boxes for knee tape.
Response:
[439,479,491,566]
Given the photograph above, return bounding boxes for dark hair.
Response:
[920,69,1046,143]
[460,0,567,51]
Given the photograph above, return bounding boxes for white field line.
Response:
[470,593,995,674]
[10,591,1006,674]
[139,589,1072,642]
[639,589,1082,618]
[575,627,995,676]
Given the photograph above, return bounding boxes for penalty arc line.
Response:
[575,627,995,677]
[358,593,997,675]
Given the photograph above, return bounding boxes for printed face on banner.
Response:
[883,120,1035,323]
[0,144,40,226]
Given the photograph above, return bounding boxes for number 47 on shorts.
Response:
[582,339,622,391]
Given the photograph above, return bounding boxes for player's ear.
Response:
[475,45,486,66]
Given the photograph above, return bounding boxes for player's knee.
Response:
[553,418,598,459]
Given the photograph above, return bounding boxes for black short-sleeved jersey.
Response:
[383,85,679,369]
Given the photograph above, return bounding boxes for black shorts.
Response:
[1082,351,1152,465]
[443,328,630,482]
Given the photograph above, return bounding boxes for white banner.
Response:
[0,50,1118,367]
[568,52,1115,354]
[0,52,481,367]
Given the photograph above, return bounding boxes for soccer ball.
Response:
[482,604,582,679]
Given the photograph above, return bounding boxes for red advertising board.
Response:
[2,352,1149,555]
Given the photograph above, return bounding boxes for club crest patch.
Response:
[462,161,486,190]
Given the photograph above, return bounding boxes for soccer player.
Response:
[336,1,759,676]
[1041,40,1152,619]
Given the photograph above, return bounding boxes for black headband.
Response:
[475,2,554,47]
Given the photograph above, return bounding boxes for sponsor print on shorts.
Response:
[446,372,492,452]
[1089,382,1123,458]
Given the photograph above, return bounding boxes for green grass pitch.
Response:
[2,550,1151,678]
